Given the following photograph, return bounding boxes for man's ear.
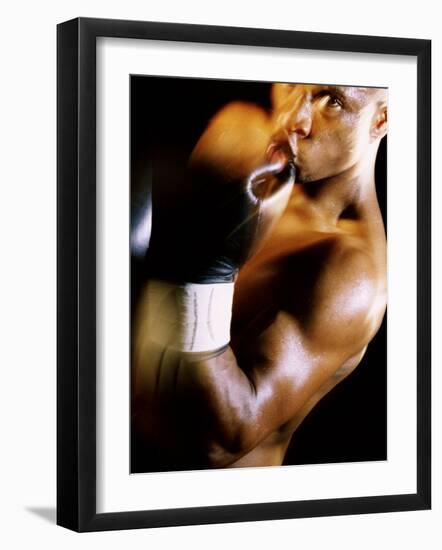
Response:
[370,103,388,141]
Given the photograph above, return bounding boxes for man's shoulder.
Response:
[314,236,378,315]
[315,235,376,285]
[235,231,382,353]
[283,234,380,352]
[284,232,377,298]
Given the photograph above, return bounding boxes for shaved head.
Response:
[268,82,388,183]
[366,87,388,105]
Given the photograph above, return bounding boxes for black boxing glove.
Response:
[144,102,295,284]
[140,102,295,353]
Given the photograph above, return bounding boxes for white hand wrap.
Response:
[143,279,235,353]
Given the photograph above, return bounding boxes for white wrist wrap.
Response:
[144,279,235,353]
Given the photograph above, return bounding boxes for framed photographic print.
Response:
[57,17,431,532]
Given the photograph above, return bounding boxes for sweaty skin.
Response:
[132,83,388,470]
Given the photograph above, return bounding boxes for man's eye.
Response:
[326,95,343,108]
[316,93,344,109]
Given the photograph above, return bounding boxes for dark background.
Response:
[130,75,387,469]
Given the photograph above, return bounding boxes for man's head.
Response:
[270,83,388,184]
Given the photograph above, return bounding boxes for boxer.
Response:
[131,82,388,470]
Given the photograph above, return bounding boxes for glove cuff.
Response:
[143,279,234,353]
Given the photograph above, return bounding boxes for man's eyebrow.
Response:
[318,85,348,97]
[288,83,366,102]
[316,85,372,106]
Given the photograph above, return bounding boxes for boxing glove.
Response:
[139,101,295,353]
[144,101,296,285]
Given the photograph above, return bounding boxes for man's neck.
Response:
[292,156,382,229]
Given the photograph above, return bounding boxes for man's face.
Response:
[270,83,386,184]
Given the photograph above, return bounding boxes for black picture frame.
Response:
[57,17,431,532]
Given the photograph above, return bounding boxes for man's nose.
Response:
[287,110,312,138]
[272,96,312,153]
[281,98,312,137]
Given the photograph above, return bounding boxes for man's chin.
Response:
[293,163,312,185]
[294,172,315,185]
[293,163,329,184]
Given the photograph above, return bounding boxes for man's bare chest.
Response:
[232,212,385,338]
[232,226,345,329]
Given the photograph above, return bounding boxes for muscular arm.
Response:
[133,241,384,468]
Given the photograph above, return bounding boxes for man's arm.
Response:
[133,242,383,468]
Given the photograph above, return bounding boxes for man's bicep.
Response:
[173,312,321,462]
[234,310,337,438]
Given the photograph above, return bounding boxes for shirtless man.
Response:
[131,82,388,471]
